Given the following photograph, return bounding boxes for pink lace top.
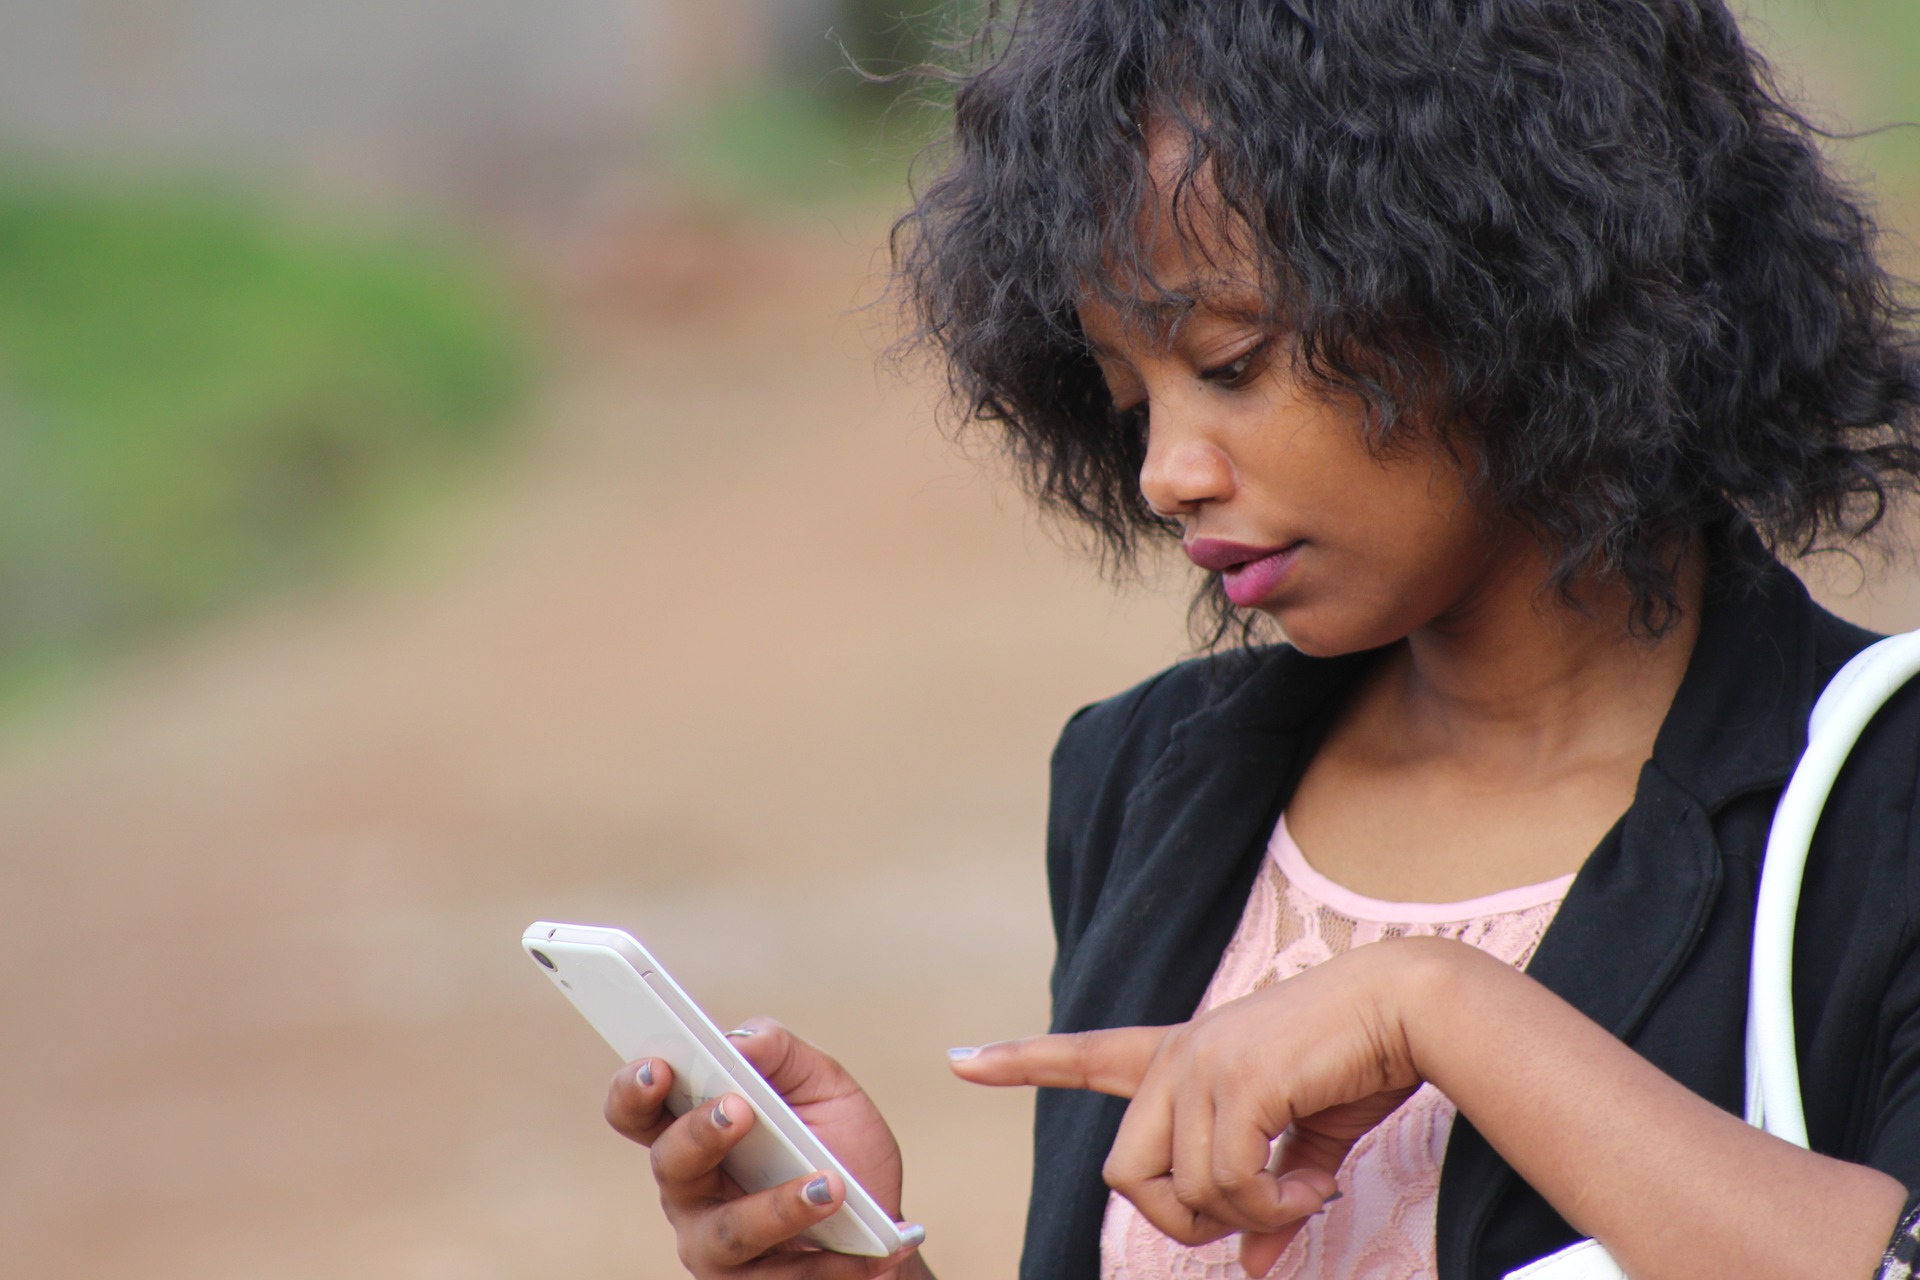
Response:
[1100,816,1574,1280]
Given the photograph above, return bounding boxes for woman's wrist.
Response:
[1372,934,1507,1088]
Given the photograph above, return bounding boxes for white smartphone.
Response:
[521,920,908,1257]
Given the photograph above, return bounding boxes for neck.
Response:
[1385,541,1705,773]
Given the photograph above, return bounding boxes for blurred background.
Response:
[1,2,1916,1276]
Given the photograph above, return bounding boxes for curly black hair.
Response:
[893,0,1920,637]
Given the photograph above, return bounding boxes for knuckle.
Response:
[1103,1160,1157,1201]
[604,1093,646,1140]
[709,1215,750,1265]
[687,1109,726,1153]
[1169,1220,1216,1247]
[1212,1167,1256,1197]
[650,1115,710,1184]
[1173,1180,1214,1214]
[1174,1026,1215,1062]
[1156,1206,1223,1248]
[770,1182,811,1229]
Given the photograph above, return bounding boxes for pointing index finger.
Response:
[948,1025,1171,1098]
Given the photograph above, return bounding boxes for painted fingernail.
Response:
[898,1223,927,1248]
[947,1047,980,1061]
[1325,1191,1344,1204]
[725,1028,757,1039]
[713,1100,733,1128]
[637,1060,654,1087]
[803,1176,832,1206]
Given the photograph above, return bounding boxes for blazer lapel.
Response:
[1033,649,1371,1280]
[1435,545,1827,1278]
[1051,648,1378,1033]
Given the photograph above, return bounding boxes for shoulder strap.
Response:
[1745,629,1920,1144]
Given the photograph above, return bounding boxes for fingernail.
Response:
[946,1047,980,1061]
[637,1060,654,1087]
[803,1175,832,1206]
[725,1028,757,1039]
[1324,1190,1344,1204]
[713,1100,733,1128]
[898,1223,926,1248]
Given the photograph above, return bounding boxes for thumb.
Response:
[1237,1173,1341,1275]
[947,1025,1172,1097]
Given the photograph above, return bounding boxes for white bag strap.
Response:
[1745,627,1920,1143]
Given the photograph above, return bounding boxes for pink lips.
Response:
[1183,538,1303,608]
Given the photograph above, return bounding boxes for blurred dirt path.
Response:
[0,210,1196,1280]
[5,208,1917,1280]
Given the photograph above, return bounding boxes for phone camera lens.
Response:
[531,948,557,970]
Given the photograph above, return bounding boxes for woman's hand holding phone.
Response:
[606,1016,931,1280]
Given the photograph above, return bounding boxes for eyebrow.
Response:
[1080,290,1276,359]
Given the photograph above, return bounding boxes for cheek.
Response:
[1268,457,1492,652]
[1295,433,1476,561]
[1364,477,1484,575]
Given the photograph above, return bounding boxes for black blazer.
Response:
[1023,549,1920,1279]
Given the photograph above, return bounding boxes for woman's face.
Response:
[1079,194,1536,657]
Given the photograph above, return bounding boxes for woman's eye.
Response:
[1199,341,1269,389]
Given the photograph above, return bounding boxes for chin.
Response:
[1265,604,1410,658]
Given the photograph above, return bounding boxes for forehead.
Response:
[1077,118,1273,345]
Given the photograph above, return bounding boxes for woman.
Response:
[606,1,1920,1276]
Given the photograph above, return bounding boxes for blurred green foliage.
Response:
[660,0,964,209]
[1739,0,1920,223]
[660,86,930,207]
[0,172,529,693]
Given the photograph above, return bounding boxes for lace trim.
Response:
[1271,816,1577,923]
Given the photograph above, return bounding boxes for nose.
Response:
[1137,395,1234,519]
